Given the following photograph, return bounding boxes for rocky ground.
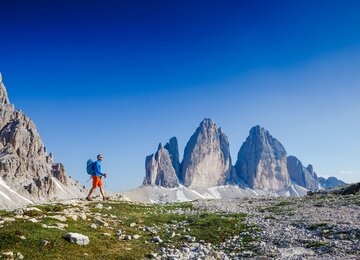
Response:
[0,193,359,259]
[194,194,360,259]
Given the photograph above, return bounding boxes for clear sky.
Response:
[1,0,360,191]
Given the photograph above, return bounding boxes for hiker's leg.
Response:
[100,187,106,198]
[87,188,95,199]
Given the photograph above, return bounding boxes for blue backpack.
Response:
[86,159,95,175]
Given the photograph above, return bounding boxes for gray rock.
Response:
[181,119,232,188]
[152,236,163,243]
[144,143,180,188]
[235,125,290,190]
[90,223,97,229]
[41,240,50,246]
[16,252,24,260]
[164,137,181,178]
[287,156,320,191]
[64,232,90,246]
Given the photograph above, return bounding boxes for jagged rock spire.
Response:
[0,72,11,105]
[181,118,232,188]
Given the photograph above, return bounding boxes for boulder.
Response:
[64,233,90,246]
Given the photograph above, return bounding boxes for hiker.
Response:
[86,154,109,201]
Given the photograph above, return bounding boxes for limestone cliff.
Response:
[235,126,290,190]
[181,119,232,188]
[0,73,86,209]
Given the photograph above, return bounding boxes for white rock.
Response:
[64,233,90,246]
[48,215,67,222]
[2,252,13,258]
[90,223,97,229]
[95,204,103,209]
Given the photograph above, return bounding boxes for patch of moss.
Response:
[307,223,329,231]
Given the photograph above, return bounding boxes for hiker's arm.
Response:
[94,162,106,176]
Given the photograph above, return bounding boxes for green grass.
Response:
[304,241,328,248]
[0,201,252,259]
[307,223,329,231]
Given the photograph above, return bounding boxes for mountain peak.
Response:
[0,72,10,105]
[235,126,290,190]
[199,118,215,128]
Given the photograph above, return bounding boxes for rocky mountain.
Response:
[143,119,346,196]
[181,119,232,188]
[287,156,320,191]
[319,176,346,189]
[144,142,180,188]
[0,73,86,209]
[235,126,290,190]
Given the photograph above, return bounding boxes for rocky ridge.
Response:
[0,73,86,209]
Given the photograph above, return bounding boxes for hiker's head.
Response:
[97,154,103,161]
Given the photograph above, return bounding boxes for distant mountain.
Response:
[143,118,346,197]
[319,176,346,189]
[0,73,86,209]
[287,156,320,191]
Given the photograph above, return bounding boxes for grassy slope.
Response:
[0,201,250,259]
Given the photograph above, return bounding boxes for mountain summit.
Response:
[0,73,86,209]
[181,119,232,188]
[235,126,290,190]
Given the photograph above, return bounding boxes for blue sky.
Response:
[1,0,360,191]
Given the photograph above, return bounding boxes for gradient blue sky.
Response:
[1,0,360,191]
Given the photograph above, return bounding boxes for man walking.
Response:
[86,154,109,201]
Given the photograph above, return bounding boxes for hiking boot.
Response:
[103,196,110,201]
[86,197,93,201]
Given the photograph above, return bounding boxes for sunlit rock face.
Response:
[181,119,232,189]
[144,143,180,188]
[0,73,86,209]
[235,126,290,190]
[287,156,320,191]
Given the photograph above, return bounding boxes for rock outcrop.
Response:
[235,126,290,190]
[0,73,86,209]
[287,156,320,191]
[181,119,232,188]
[144,143,179,188]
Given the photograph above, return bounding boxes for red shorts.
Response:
[92,176,102,188]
